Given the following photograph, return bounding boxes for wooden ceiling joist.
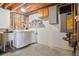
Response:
[0,3,59,15]
[12,3,26,11]
[0,3,4,7]
[26,3,56,14]
[5,3,12,8]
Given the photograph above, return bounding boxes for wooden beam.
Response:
[5,3,12,8]
[12,3,26,11]
[72,3,77,56]
[0,3,4,7]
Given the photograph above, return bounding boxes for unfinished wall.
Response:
[37,17,72,50]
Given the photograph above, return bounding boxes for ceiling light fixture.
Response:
[20,7,26,12]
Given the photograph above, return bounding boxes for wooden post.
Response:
[72,3,77,56]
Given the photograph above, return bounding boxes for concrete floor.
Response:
[1,43,74,56]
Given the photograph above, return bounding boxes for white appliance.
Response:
[11,30,33,48]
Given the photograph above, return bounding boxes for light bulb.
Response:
[20,7,26,12]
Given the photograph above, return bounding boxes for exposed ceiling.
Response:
[0,3,57,14]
